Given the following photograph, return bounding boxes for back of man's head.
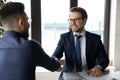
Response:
[0,2,25,23]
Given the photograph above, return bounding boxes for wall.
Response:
[109,0,120,69]
[114,0,120,69]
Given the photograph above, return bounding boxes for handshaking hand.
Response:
[55,58,62,72]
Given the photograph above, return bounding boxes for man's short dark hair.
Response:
[0,2,25,21]
[70,7,88,19]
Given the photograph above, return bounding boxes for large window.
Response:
[78,0,105,41]
[41,0,70,56]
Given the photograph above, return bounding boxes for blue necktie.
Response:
[75,35,82,72]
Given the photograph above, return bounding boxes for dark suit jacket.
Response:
[0,31,60,80]
[52,31,109,72]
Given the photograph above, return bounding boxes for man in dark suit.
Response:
[0,2,61,80]
[52,7,109,79]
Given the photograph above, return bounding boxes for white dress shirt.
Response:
[73,31,87,71]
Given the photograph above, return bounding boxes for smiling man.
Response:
[52,7,109,80]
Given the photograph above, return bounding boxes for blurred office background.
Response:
[0,0,120,72]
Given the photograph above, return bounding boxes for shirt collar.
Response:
[3,31,28,39]
[73,31,86,36]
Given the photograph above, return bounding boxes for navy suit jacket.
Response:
[0,31,60,80]
[52,31,109,72]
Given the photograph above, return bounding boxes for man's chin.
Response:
[72,30,79,32]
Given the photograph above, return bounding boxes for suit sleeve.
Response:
[31,40,60,72]
[96,37,109,70]
[52,34,65,60]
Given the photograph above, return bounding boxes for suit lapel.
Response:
[69,32,76,61]
[69,32,75,50]
[86,32,91,59]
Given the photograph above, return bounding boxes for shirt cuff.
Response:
[95,65,103,70]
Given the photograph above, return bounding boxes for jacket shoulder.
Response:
[86,31,101,38]
[61,31,72,37]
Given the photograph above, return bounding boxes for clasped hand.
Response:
[87,66,103,77]
[55,58,62,72]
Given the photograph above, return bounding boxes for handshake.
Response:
[55,58,62,72]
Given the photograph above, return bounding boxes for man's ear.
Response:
[17,17,24,31]
[83,18,87,25]
[17,18,23,26]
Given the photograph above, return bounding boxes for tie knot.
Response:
[75,35,82,39]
